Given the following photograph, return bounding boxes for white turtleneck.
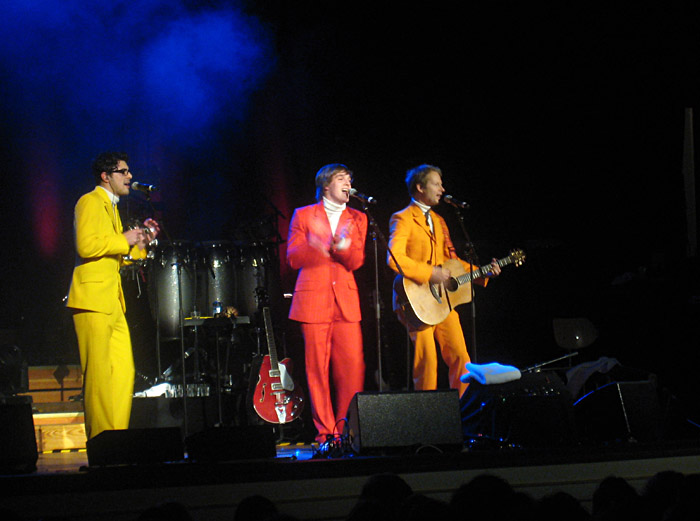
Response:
[322,197,351,251]
[323,196,346,235]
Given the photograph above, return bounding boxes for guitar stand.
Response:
[272,417,305,445]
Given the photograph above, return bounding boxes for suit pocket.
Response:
[79,276,105,284]
[295,280,317,291]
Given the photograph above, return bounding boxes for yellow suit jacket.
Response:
[387,203,486,288]
[388,204,464,279]
[66,187,146,314]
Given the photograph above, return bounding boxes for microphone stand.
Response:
[450,206,480,363]
[357,201,406,392]
[138,191,191,438]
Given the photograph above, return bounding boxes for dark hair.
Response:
[91,151,128,184]
[315,163,352,201]
[405,164,442,197]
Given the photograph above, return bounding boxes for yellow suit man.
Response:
[66,152,159,439]
[388,165,499,397]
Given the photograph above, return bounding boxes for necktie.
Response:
[425,209,434,234]
[113,204,123,233]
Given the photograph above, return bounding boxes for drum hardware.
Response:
[201,315,250,426]
[129,226,283,431]
[235,242,281,320]
[170,382,211,398]
[150,240,197,340]
[173,245,193,436]
[145,238,205,437]
[155,344,199,382]
[202,241,236,319]
[133,381,211,398]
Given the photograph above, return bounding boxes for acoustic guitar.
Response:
[394,249,526,330]
[253,307,305,424]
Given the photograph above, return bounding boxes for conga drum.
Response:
[149,240,196,340]
[202,240,236,316]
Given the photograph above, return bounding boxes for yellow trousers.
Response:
[73,307,135,439]
[410,310,470,397]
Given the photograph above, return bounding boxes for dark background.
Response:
[1,2,699,421]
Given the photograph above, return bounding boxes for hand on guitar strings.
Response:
[429,265,452,284]
[487,258,502,277]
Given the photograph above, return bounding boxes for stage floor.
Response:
[32,441,318,474]
[3,438,700,521]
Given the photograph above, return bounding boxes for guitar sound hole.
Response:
[445,278,458,292]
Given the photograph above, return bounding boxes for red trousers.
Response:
[301,306,364,443]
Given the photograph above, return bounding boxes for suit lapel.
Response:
[95,188,121,234]
[314,202,332,237]
[411,205,435,244]
[336,208,353,240]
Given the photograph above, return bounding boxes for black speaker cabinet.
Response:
[460,371,576,448]
[345,390,463,454]
[0,396,37,473]
[86,427,184,467]
[574,380,662,443]
[185,425,277,462]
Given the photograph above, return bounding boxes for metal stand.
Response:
[357,202,406,392]
[450,206,480,362]
[522,352,579,373]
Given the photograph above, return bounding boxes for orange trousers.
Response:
[301,310,364,443]
[410,310,470,397]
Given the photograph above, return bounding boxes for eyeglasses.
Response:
[111,168,131,176]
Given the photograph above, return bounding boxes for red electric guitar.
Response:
[253,307,305,424]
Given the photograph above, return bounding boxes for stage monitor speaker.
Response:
[345,390,463,454]
[185,425,277,462]
[86,427,184,467]
[0,396,37,473]
[573,380,662,443]
[460,371,576,448]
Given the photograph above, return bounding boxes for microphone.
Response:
[443,195,469,209]
[131,181,158,193]
[348,188,377,204]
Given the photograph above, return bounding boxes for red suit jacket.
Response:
[287,202,368,323]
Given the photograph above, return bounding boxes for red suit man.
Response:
[287,164,368,443]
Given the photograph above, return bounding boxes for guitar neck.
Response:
[262,307,280,370]
[455,256,514,286]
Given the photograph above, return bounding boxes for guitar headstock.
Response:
[509,249,526,266]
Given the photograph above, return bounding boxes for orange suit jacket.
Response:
[287,202,368,323]
[387,203,486,288]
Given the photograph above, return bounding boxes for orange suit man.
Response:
[287,164,368,443]
[67,152,159,439]
[388,164,499,397]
